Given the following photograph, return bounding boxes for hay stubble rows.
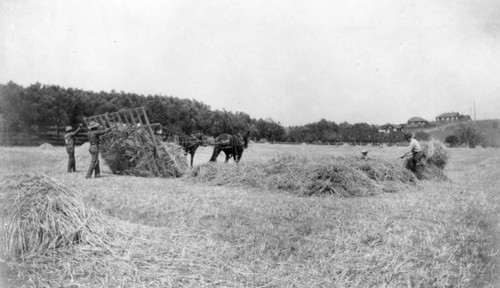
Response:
[0,143,499,287]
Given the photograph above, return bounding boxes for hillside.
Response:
[424,119,500,147]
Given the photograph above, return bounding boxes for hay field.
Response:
[0,143,499,287]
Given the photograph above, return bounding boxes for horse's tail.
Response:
[209,145,221,162]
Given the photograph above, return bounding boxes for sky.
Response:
[1,0,500,126]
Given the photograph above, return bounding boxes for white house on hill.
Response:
[378,123,403,133]
[436,112,471,123]
[407,117,429,128]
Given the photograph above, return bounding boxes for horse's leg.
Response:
[190,145,198,167]
[224,150,230,163]
[209,146,220,162]
[232,147,238,163]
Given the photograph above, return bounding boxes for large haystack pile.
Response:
[100,128,188,178]
[0,173,111,260]
[190,154,416,197]
[405,139,449,180]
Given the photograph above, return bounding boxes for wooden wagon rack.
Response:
[83,107,168,175]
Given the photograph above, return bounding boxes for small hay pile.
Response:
[405,139,449,180]
[0,173,111,260]
[38,143,54,150]
[100,128,188,178]
[190,154,416,197]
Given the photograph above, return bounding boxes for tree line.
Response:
[0,81,406,144]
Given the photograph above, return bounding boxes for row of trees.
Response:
[0,81,257,138]
[444,124,484,148]
[1,81,408,144]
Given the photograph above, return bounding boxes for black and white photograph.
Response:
[1,0,499,287]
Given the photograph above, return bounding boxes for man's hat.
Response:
[65,126,73,132]
[404,132,413,139]
[88,121,99,129]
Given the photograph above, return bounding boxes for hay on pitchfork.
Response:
[190,153,416,197]
[0,173,112,260]
[422,139,449,169]
[100,128,188,178]
[404,139,449,180]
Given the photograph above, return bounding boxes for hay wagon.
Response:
[82,107,185,177]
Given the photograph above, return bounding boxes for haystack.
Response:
[190,153,416,197]
[100,128,188,178]
[39,143,54,150]
[0,173,111,260]
[404,139,449,180]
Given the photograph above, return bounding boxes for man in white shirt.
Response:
[400,132,424,178]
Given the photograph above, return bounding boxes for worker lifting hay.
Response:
[400,134,449,180]
[83,107,188,178]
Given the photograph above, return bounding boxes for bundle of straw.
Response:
[0,173,111,260]
[100,128,188,178]
[190,153,416,197]
[404,139,449,180]
[422,139,449,169]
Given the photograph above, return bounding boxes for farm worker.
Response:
[400,132,424,178]
[85,121,111,179]
[64,124,81,172]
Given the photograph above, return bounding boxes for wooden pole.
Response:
[104,113,113,128]
[141,107,160,155]
[115,112,124,128]
[141,107,166,174]
[129,108,159,175]
[97,115,107,128]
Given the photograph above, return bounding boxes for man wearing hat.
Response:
[86,121,111,179]
[400,132,424,178]
[64,124,81,172]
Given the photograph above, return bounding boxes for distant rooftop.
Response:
[436,112,460,118]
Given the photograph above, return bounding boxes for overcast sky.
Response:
[1,0,499,126]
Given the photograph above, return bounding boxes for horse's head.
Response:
[191,132,207,146]
[242,130,251,149]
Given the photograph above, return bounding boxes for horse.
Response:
[161,129,206,167]
[209,131,250,163]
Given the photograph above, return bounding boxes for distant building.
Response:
[378,123,403,133]
[436,112,471,123]
[407,116,429,128]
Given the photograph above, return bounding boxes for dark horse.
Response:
[160,129,206,167]
[209,131,250,163]
[176,133,206,167]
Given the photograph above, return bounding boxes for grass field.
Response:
[1,143,499,287]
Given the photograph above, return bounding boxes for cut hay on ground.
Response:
[0,173,112,260]
[100,128,188,178]
[190,153,416,196]
[0,172,201,287]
